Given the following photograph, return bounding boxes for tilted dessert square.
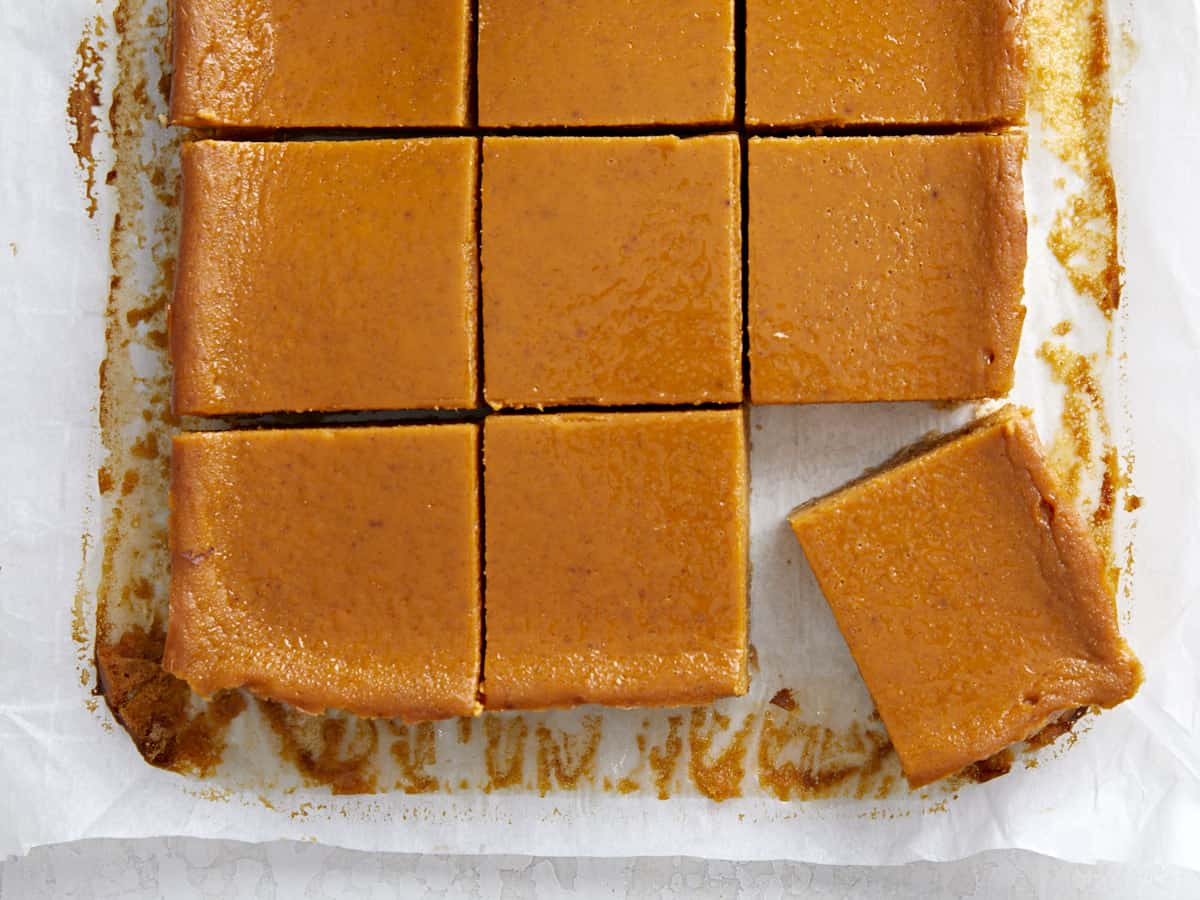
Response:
[749,133,1027,404]
[482,136,742,408]
[746,0,1026,127]
[170,0,470,128]
[165,425,482,721]
[789,407,1143,787]
[483,410,749,710]
[172,139,477,415]
[478,0,735,127]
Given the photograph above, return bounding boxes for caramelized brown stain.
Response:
[756,709,895,802]
[1038,342,1099,500]
[68,17,105,218]
[1037,341,1123,590]
[72,533,94,684]
[96,625,244,776]
[456,716,473,745]
[126,292,167,327]
[1027,0,1122,316]
[259,702,379,795]
[616,731,648,794]
[768,688,796,711]
[130,432,159,460]
[483,714,528,791]
[387,722,440,794]
[121,469,141,496]
[648,715,684,800]
[956,749,1015,786]
[1093,446,1125,564]
[535,716,603,796]
[94,0,181,663]
[1025,706,1089,751]
[687,708,756,802]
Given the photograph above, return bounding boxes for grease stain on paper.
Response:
[483,715,529,792]
[687,708,756,802]
[68,16,106,219]
[260,703,380,795]
[1025,706,1090,753]
[1038,340,1125,589]
[536,716,603,796]
[388,722,440,794]
[95,624,244,775]
[757,710,895,802]
[1028,0,1122,316]
[648,715,685,800]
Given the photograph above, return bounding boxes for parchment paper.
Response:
[2,0,1198,867]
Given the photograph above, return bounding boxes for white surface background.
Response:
[2,841,1199,898]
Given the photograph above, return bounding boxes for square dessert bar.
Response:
[749,133,1027,404]
[482,136,742,408]
[789,407,1143,787]
[170,0,470,128]
[746,0,1026,127]
[483,410,749,710]
[172,139,477,415]
[478,0,734,127]
[165,425,482,721]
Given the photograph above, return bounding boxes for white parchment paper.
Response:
[2,0,1198,867]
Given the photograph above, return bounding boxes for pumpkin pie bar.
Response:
[170,0,470,128]
[478,0,734,127]
[172,139,477,415]
[746,0,1026,127]
[749,133,1027,404]
[165,425,482,720]
[789,407,1142,788]
[483,410,749,709]
[482,136,742,408]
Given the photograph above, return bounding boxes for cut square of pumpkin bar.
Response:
[789,407,1142,787]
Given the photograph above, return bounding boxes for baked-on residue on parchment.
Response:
[1027,0,1135,599]
[1037,341,1127,592]
[1027,0,1122,316]
[90,0,248,772]
[68,16,105,219]
[536,716,603,796]
[1026,0,1135,746]
[757,711,894,802]
[86,0,1127,802]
